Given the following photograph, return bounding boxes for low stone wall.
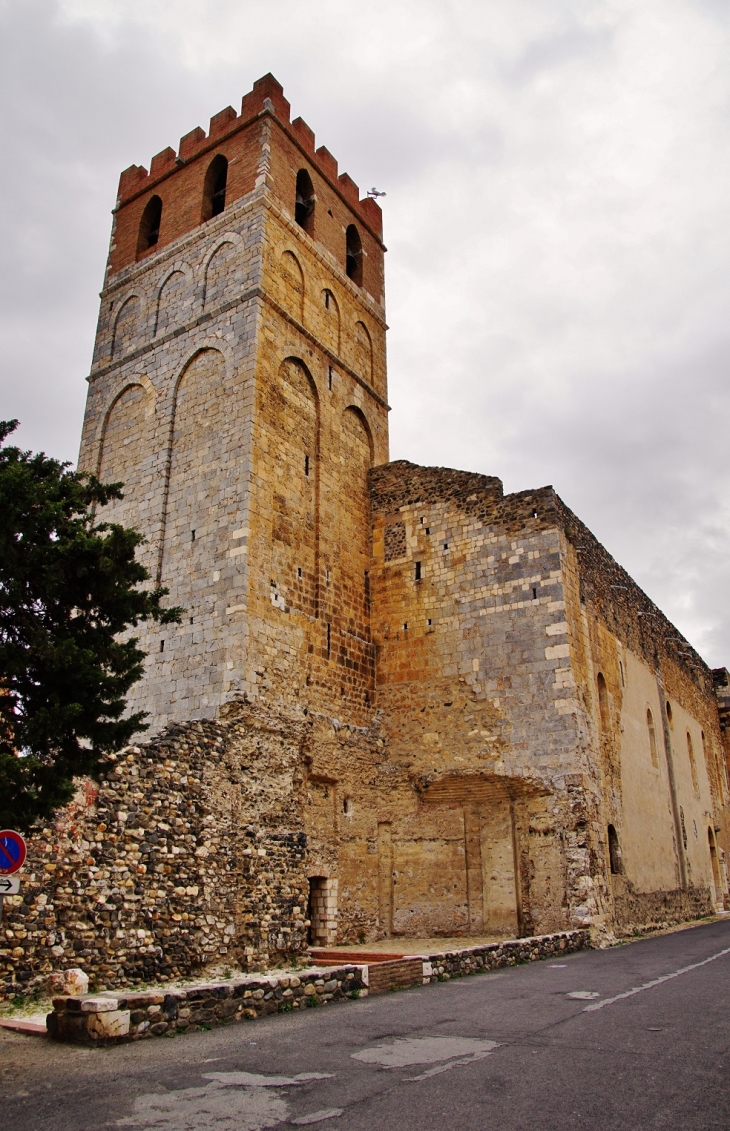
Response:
[421,929,590,981]
[48,963,368,1045]
[46,929,590,1045]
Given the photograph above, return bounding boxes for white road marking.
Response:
[290,1110,344,1125]
[405,1049,498,1081]
[567,991,600,1000]
[203,1072,333,1088]
[583,945,730,1013]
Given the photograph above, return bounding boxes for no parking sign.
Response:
[0,830,26,875]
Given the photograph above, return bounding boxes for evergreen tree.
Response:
[0,421,181,830]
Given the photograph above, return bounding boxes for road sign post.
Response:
[0,831,26,924]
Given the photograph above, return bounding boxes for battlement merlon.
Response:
[113,73,384,259]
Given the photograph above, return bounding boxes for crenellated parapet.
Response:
[114,73,383,270]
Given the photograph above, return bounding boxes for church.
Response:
[3,74,729,996]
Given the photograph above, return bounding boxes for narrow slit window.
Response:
[647,708,659,768]
[191,530,195,542]
[304,454,310,477]
[415,561,422,581]
[607,824,622,874]
[159,639,165,653]
[326,622,331,658]
[687,731,700,798]
[597,672,609,731]
[328,365,333,390]
[532,587,537,600]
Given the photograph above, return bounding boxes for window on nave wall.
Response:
[647,708,659,769]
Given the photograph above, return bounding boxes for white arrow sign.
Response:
[0,876,20,894]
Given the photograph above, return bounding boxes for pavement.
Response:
[1,918,729,1130]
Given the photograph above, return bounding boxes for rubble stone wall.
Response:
[1,702,313,1002]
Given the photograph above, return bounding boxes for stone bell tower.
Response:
[78,73,388,734]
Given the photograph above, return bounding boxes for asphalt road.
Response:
[2,919,729,1130]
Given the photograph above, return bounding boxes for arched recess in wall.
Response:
[111,295,142,358]
[154,270,187,336]
[261,356,320,617]
[353,320,373,383]
[596,672,609,732]
[203,239,237,310]
[280,250,305,323]
[159,348,229,609]
[320,289,340,355]
[338,406,373,630]
[97,382,155,568]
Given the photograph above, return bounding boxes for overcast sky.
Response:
[2,0,730,665]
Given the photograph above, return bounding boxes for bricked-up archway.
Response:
[418,773,553,939]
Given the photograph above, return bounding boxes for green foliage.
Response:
[0,420,182,830]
